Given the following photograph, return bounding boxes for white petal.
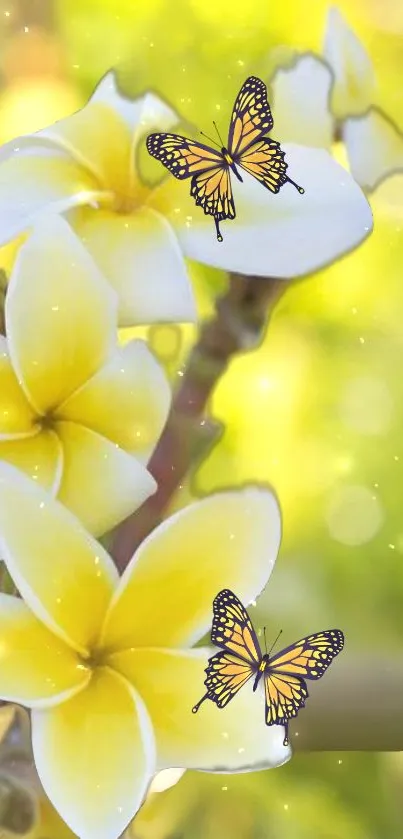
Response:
[344,107,403,191]
[74,205,196,326]
[324,7,376,118]
[111,648,291,772]
[32,668,155,839]
[149,768,185,794]
[271,55,334,148]
[91,70,179,139]
[0,150,102,247]
[165,145,373,278]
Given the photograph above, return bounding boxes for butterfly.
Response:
[192,589,344,747]
[146,75,304,242]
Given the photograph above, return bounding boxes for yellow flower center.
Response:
[38,412,55,430]
[80,645,109,671]
[112,191,139,215]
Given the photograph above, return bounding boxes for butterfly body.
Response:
[220,147,243,182]
[147,76,304,242]
[252,653,270,691]
[192,589,344,747]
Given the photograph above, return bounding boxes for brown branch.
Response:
[291,654,403,751]
[112,273,287,571]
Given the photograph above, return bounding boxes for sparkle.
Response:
[389,543,395,550]
[284,804,289,811]
[222,786,228,791]
[23,25,29,32]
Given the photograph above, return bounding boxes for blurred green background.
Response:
[1,0,403,836]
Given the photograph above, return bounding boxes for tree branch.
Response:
[291,654,403,751]
[112,273,286,571]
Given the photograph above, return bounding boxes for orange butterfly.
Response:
[147,76,304,242]
[192,589,344,746]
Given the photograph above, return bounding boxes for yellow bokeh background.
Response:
[0,0,403,836]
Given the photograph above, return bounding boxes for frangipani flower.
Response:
[0,69,372,288]
[0,71,196,328]
[0,463,288,839]
[0,215,170,536]
[271,6,403,191]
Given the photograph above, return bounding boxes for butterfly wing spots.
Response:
[228,76,274,158]
[235,138,286,194]
[192,650,255,713]
[270,630,344,681]
[211,589,262,665]
[265,672,308,746]
[190,166,235,218]
[146,133,223,180]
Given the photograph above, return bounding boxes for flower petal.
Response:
[102,488,281,651]
[344,107,403,191]
[91,71,179,189]
[36,101,132,196]
[56,340,171,462]
[75,205,196,326]
[0,149,102,247]
[6,215,117,414]
[0,339,36,438]
[55,421,157,536]
[91,71,179,139]
[0,594,90,708]
[270,55,334,148]
[160,145,373,278]
[0,429,62,492]
[0,461,118,655]
[324,6,376,118]
[31,667,155,839]
[111,648,291,771]
[149,768,186,794]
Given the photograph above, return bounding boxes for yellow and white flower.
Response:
[0,214,170,536]
[271,6,403,191]
[0,69,372,296]
[0,463,288,839]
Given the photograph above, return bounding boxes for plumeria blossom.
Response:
[0,215,170,536]
[270,6,403,191]
[0,68,372,287]
[0,463,289,839]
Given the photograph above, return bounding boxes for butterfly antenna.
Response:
[212,120,225,147]
[199,130,221,149]
[268,629,283,656]
[263,626,268,654]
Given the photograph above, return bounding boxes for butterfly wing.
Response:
[211,589,262,664]
[237,137,289,194]
[190,165,235,220]
[146,133,224,179]
[265,629,344,744]
[265,671,308,725]
[192,590,261,715]
[201,650,256,709]
[228,76,274,159]
[269,630,344,680]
